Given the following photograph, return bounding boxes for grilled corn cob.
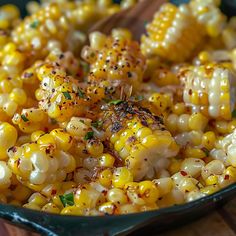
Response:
[141,3,205,62]
[8,130,76,188]
[211,129,236,167]
[180,63,236,120]
[101,101,179,180]
[82,30,146,90]
[36,63,87,122]
[190,0,226,37]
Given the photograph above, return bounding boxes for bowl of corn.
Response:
[0,0,236,235]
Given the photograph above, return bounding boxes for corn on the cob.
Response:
[7,130,76,188]
[141,3,205,62]
[101,101,179,180]
[82,30,146,90]
[211,129,236,167]
[189,0,226,37]
[180,63,236,120]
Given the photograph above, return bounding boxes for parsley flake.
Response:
[84,131,94,140]
[108,99,124,105]
[91,120,103,128]
[59,192,74,207]
[21,114,29,122]
[63,92,71,100]
[232,109,236,118]
[30,20,39,29]
[77,88,85,98]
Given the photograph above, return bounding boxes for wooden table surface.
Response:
[1,198,236,236]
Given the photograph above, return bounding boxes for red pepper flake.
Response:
[224,175,230,180]
[51,189,57,195]
[180,170,188,176]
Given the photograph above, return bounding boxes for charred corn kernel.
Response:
[190,0,226,37]
[61,206,84,216]
[102,101,179,181]
[82,32,146,90]
[99,169,113,187]
[180,63,236,120]
[202,131,216,150]
[107,188,128,204]
[205,175,218,186]
[42,203,60,214]
[141,3,205,62]
[98,153,115,168]
[0,122,17,160]
[112,167,133,188]
[138,181,159,204]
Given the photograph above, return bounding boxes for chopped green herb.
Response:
[84,131,94,140]
[63,92,71,100]
[232,109,236,118]
[50,118,57,125]
[77,88,85,98]
[202,147,209,157]
[92,120,103,128]
[30,20,39,29]
[108,99,124,105]
[136,95,144,101]
[21,114,29,122]
[59,192,74,207]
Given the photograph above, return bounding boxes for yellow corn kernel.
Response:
[50,129,73,151]
[200,185,219,195]
[98,153,115,168]
[225,166,236,180]
[86,140,104,157]
[184,147,206,159]
[28,193,48,207]
[9,88,27,106]
[23,202,41,211]
[138,180,160,204]
[31,131,45,142]
[37,134,56,146]
[205,175,218,186]
[202,131,216,150]
[112,167,133,188]
[107,188,128,205]
[189,113,208,131]
[61,206,84,215]
[0,122,18,160]
[11,185,32,202]
[42,203,60,214]
[99,202,116,215]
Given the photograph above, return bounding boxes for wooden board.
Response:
[1,198,236,236]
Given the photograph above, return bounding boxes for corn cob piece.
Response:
[141,3,205,62]
[190,0,226,37]
[211,129,236,167]
[81,30,146,90]
[101,101,179,181]
[35,63,88,122]
[180,63,236,120]
[8,130,76,188]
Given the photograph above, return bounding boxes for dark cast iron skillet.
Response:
[0,0,236,235]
